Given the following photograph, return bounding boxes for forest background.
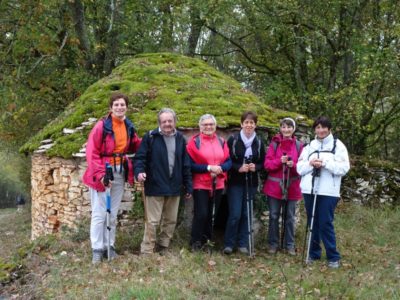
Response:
[0,0,399,201]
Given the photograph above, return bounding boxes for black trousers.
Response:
[190,189,223,245]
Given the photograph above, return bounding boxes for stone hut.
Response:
[21,52,310,239]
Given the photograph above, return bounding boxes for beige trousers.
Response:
[141,195,180,254]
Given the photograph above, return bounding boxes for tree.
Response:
[192,0,400,156]
[1,0,399,162]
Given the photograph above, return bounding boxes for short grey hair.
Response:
[199,114,217,127]
[158,108,177,125]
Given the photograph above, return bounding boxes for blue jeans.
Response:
[304,194,341,262]
[224,185,257,249]
[267,197,297,250]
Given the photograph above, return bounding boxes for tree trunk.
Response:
[103,0,120,74]
[187,4,204,56]
[293,19,308,94]
[159,2,174,52]
[69,0,93,69]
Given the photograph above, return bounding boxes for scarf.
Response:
[240,130,256,159]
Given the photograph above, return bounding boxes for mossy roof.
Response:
[21,52,308,158]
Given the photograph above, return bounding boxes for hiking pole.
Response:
[245,157,254,257]
[303,166,320,265]
[208,175,217,255]
[280,154,289,250]
[104,163,114,261]
[249,165,255,258]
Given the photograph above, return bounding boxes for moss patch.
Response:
[21,52,308,158]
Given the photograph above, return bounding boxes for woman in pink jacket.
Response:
[186,114,232,252]
[262,118,303,255]
[83,93,141,264]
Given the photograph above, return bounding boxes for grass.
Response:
[1,202,399,299]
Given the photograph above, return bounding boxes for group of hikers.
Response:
[83,93,350,268]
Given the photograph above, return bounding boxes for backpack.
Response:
[307,137,337,159]
[146,129,185,159]
[259,139,302,182]
[100,117,136,177]
[101,117,137,155]
[194,134,225,150]
[230,133,262,161]
[271,139,302,156]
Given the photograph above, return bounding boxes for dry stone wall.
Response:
[30,154,136,239]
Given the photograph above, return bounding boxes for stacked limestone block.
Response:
[30,154,136,239]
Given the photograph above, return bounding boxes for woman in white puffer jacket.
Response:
[297,116,350,268]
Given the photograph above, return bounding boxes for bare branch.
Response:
[107,0,115,33]
[25,55,50,74]
[57,31,69,55]
[204,24,279,75]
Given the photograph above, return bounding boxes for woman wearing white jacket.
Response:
[297,116,350,268]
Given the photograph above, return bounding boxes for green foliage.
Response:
[0,258,18,283]
[201,0,400,157]
[2,0,400,163]
[21,52,304,157]
[60,217,91,243]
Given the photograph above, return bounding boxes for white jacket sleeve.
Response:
[322,140,350,176]
[296,145,314,176]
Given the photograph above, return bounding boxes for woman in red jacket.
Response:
[262,118,303,255]
[83,93,141,264]
[186,114,232,251]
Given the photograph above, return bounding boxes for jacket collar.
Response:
[104,113,135,134]
[313,133,334,150]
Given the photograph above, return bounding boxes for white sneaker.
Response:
[327,260,340,269]
[238,247,249,255]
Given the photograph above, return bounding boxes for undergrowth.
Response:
[1,203,399,299]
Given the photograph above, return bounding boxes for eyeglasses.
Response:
[201,123,215,127]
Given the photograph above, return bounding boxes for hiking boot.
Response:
[238,247,249,255]
[305,258,316,265]
[268,247,277,254]
[287,248,296,256]
[92,249,103,264]
[191,241,203,252]
[155,244,169,256]
[223,247,233,255]
[327,260,340,269]
[103,246,118,260]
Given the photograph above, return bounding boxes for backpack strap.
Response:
[272,141,278,153]
[331,137,337,154]
[295,140,301,154]
[273,139,301,155]
[146,130,155,157]
[231,133,261,160]
[195,134,201,149]
[307,137,338,159]
[231,133,239,159]
[218,136,225,148]
[195,134,225,150]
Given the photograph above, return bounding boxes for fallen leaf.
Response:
[208,260,216,267]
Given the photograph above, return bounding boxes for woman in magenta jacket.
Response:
[262,117,303,255]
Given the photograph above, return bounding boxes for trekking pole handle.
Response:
[104,163,114,187]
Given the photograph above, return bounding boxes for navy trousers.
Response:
[224,184,257,249]
[304,193,341,262]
